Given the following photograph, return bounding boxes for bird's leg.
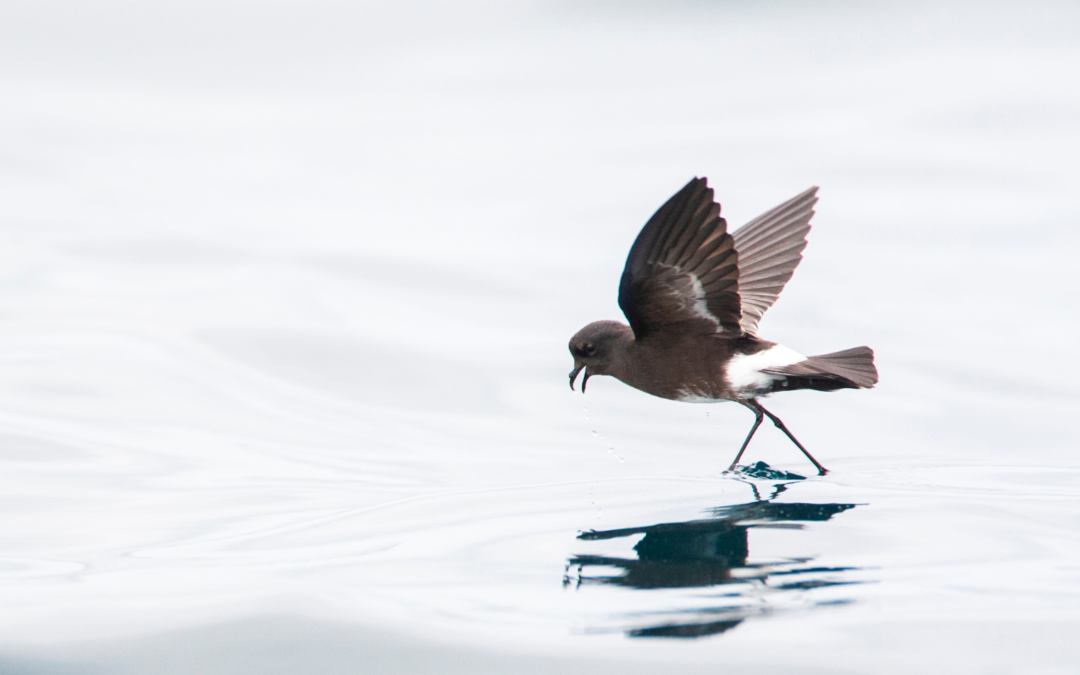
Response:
[756,402,828,476]
[727,401,764,472]
[748,482,762,502]
[768,482,790,500]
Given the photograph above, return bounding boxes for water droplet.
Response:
[588,426,625,463]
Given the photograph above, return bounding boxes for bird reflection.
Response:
[564,475,860,639]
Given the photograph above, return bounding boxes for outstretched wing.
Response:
[618,177,742,338]
[732,187,817,335]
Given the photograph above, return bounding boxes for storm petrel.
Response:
[568,178,877,475]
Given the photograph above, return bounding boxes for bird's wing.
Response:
[731,187,817,335]
[618,177,742,338]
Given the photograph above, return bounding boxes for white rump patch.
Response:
[726,344,806,393]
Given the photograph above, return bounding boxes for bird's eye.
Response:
[583,343,597,356]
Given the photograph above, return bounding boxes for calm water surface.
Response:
[0,1,1078,673]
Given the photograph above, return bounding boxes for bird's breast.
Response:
[616,334,736,402]
[673,386,726,403]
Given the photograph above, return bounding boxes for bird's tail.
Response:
[763,346,878,392]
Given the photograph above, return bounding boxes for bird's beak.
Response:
[569,367,591,393]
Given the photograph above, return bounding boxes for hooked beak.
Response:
[569,365,590,392]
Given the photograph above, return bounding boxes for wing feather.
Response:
[617,180,819,339]
[618,178,742,337]
[732,187,817,335]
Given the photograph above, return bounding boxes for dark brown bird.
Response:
[568,177,877,475]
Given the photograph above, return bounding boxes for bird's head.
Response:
[568,320,632,392]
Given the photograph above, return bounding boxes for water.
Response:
[1,0,1079,673]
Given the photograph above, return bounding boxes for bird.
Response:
[567,177,877,475]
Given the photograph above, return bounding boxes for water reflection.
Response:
[564,482,861,638]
